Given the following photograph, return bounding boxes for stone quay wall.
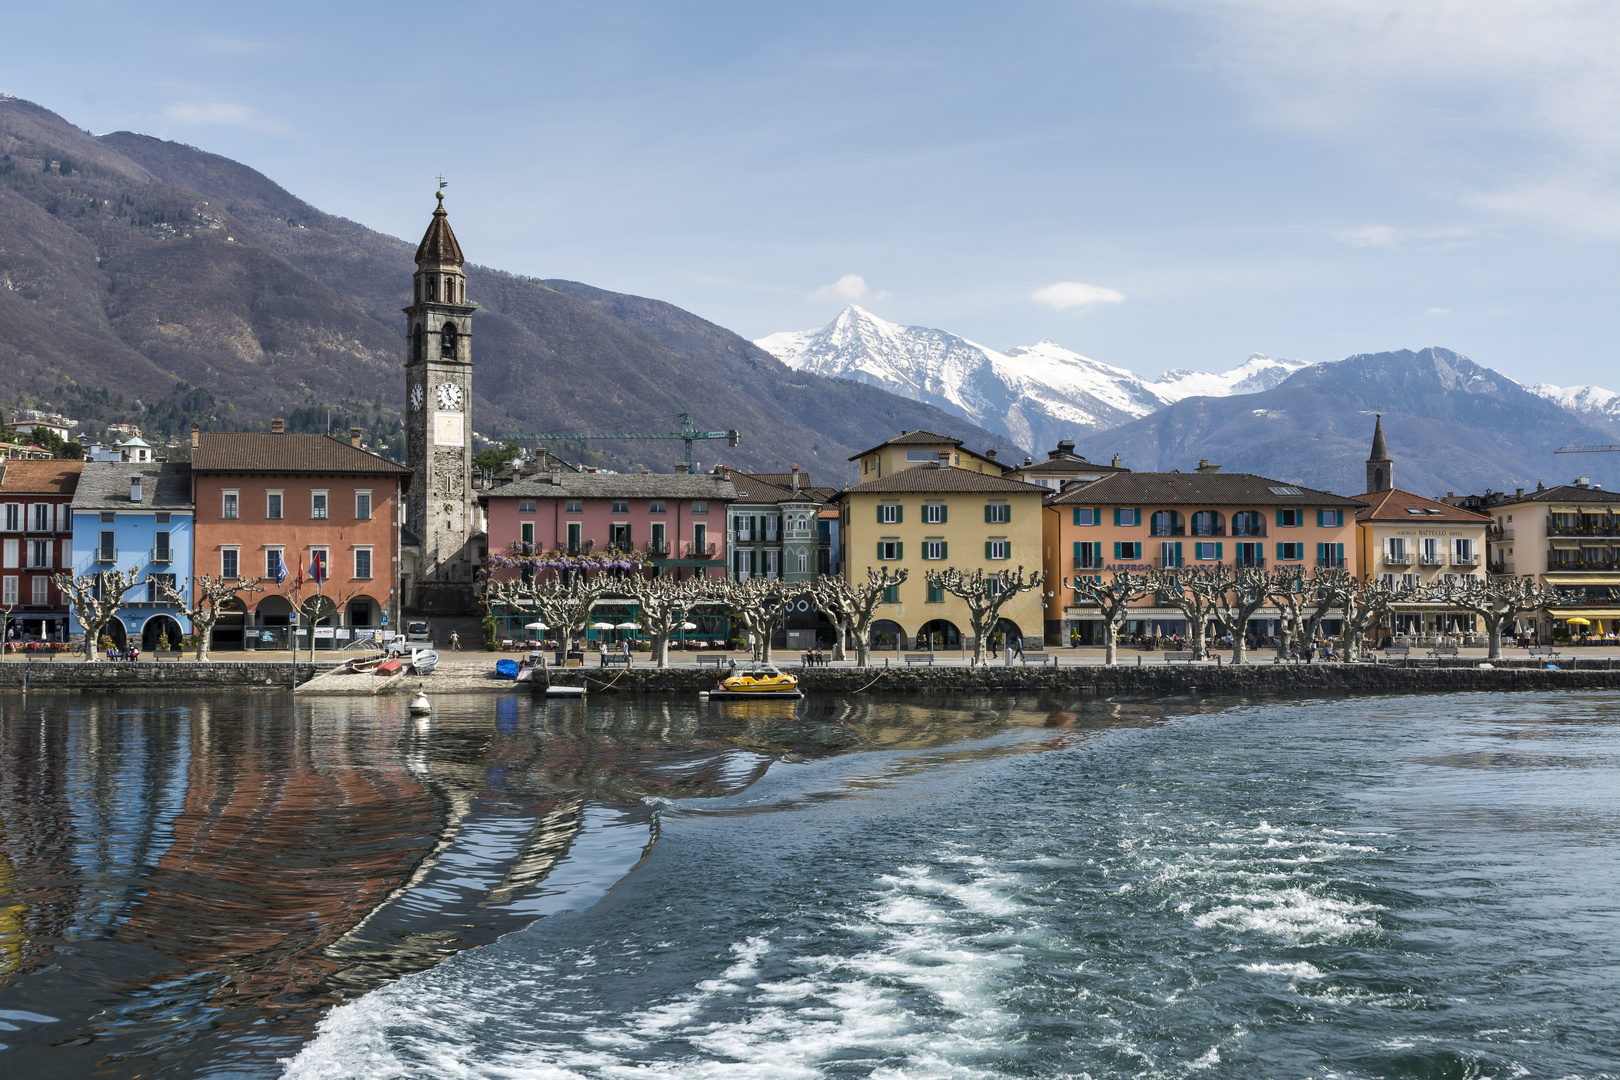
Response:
[0,661,321,692]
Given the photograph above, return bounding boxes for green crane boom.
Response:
[494,412,739,469]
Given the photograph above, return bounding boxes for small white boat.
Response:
[409,648,440,675]
[545,685,586,698]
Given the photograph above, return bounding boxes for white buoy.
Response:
[409,685,432,713]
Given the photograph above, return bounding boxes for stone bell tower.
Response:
[1366,414,1393,493]
[404,191,477,614]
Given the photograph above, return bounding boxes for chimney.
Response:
[129,476,142,503]
[1447,491,1454,499]
[985,449,997,461]
[1111,454,1122,469]
[549,465,562,485]
[1516,487,1524,498]
[720,465,732,482]
[674,462,691,473]
[350,426,363,448]
[1196,460,1221,474]
[190,422,200,449]
[791,464,800,491]
[270,418,285,434]
[1576,476,1590,488]
[1051,440,1075,460]
[1023,455,1033,466]
[937,451,950,468]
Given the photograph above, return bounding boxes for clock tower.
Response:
[404,192,477,614]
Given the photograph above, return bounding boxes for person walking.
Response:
[1011,635,1024,660]
[621,637,632,662]
[450,630,461,651]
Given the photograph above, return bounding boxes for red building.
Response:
[0,459,82,643]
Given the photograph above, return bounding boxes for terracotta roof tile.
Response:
[837,465,1047,496]
[1045,471,1365,508]
[1353,487,1493,523]
[192,433,412,476]
[847,429,963,460]
[0,459,83,495]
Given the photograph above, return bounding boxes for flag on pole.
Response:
[275,551,288,586]
[309,551,326,585]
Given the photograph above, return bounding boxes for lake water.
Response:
[1,689,1618,1079]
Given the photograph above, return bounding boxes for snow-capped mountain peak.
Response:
[754,306,1315,452]
[1528,381,1620,423]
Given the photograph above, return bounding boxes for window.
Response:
[927,583,945,603]
[567,522,582,552]
[356,491,373,520]
[763,549,778,577]
[441,322,458,358]
[649,501,666,514]
[796,549,808,573]
[266,491,283,520]
[1,577,15,606]
[1114,508,1141,527]
[986,539,1010,560]
[520,522,535,547]
[905,450,938,462]
[1074,541,1102,569]
[310,548,329,582]
[1114,541,1142,560]
[1195,542,1223,560]
[518,499,537,514]
[31,504,50,532]
[1191,510,1222,536]
[1277,508,1304,528]
[1159,541,1183,568]
[222,491,239,519]
[412,323,424,360]
[1073,507,1098,526]
[612,501,629,514]
[691,501,708,514]
[311,491,329,520]
[100,512,114,523]
[877,540,902,560]
[764,516,779,542]
[735,516,753,541]
[1316,509,1343,527]
[924,503,946,524]
[1150,510,1182,536]
[1235,542,1264,568]
[98,531,116,562]
[651,522,666,552]
[155,512,170,524]
[565,500,583,514]
[354,547,373,579]
[986,578,1002,597]
[922,540,947,560]
[1317,542,1346,567]
[154,531,171,562]
[1231,510,1263,536]
[985,503,1010,524]
[32,575,48,605]
[221,547,239,579]
[879,503,901,524]
[2,504,17,531]
[27,540,51,569]
[146,572,174,603]
[883,584,900,603]
[266,547,284,580]
[1277,542,1305,561]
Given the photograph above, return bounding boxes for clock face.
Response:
[436,382,463,411]
[410,384,425,411]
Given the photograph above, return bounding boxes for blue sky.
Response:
[6,0,1616,386]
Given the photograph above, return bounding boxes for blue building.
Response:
[69,462,195,649]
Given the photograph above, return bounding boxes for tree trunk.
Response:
[855,628,871,668]
[971,613,989,665]
[1103,616,1119,666]
[1485,614,1504,661]
[195,615,214,662]
[832,616,848,662]
[1189,610,1209,660]
[652,631,670,669]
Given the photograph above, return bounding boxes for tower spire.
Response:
[1366,414,1393,492]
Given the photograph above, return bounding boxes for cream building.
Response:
[850,430,1008,481]
[836,462,1047,650]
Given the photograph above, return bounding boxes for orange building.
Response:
[1042,469,1364,644]
[191,423,411,648]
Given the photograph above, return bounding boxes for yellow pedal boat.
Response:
[711,663,802,699]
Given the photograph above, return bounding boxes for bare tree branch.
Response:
[51,567,141,661]
[148,573,266,661]
[627,576,722,668]
[923,565,1043,665]
[1065,570,1151,666]
[811,568,908,667]
[711,577,800,662]
[1433,575,1561,660]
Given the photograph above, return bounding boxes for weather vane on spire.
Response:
[436,175,448,204]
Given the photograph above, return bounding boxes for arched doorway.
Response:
[346,595,378,627]
[142,614,184,651]
[255,595,294,649]
[917,618,961,650]
[98,619,128,652]
[870,619,904,651]
[212,597,248,651]
[994,618,1025,649]
[299,595,338,651]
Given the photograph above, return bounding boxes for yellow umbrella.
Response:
[1566,617,1591,626]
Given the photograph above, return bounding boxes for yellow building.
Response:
[836,463,1047,649]
[850,429,1008,481]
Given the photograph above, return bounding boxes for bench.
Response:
[696,655,731,668]
[1528,646,1561,657]
[1383,646,1411,657]
[1162,651,1198,663]
[1020,653,1056,666]
[903,653,936,665]
[1428,644,1460,657]
[600,654,632,668]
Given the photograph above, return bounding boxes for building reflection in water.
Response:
[0,689,1171,1078]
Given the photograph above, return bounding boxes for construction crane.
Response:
[1555,445,1620,454]
[493,412,739,470]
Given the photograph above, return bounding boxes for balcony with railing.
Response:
[1316,556,1346,569]
[151,544,173,564]
[95,545,117,563]
[684,542,717,559]
[1450,552,1480,567]
[1072,557,1102,570]
[1418,553,1445,566]
[1234,554,1266,569]
[1384,551,1413,566]
[646,539,671,557]
[1155,556,1183,569]
[1547,518,1620,537]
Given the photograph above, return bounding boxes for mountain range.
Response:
[0,96,1020,478]
[756,306,1312,452]
[758,308,1620,495]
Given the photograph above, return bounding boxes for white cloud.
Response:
[1331,224,1476,248]
[1154,0,1620,236]
[811,274,887,302]
[163,101,293,135]
[1032,281,1126,311]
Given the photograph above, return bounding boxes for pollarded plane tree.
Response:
[924,565,1044,666]
[1065,569,1151,666]
[1267,568,1352,658]
[1434,575,1562,661]
[147,573,266,662]
[811,567,909,668]
[1336,575,1416,660]
[1204,567,1275,665]
[1147,565,1223,660]
[51,566,143,661]
[628,575,722,669]
[487,572,613,658]
[713,576,800,663]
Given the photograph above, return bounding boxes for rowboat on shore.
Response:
[409,648,440,675]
